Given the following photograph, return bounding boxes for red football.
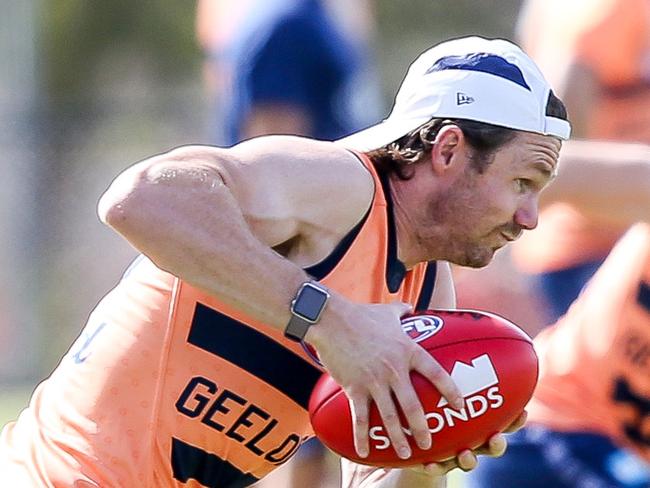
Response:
[308,309,538,467]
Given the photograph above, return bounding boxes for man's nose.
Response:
[514,197,539,230]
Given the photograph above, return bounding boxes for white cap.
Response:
[340,36,571,151]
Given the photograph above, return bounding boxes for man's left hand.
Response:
[420,410,527,477]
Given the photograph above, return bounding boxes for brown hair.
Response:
[367,90,568,180]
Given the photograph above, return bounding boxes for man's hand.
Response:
[421,410,528,477]
[340,412,527,488]
[305,298,463,460]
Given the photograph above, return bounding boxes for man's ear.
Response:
[430,125,465,175]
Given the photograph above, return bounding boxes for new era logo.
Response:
[456,92,475,105]
[437,354,498,407]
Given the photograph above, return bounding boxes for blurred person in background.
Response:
[465,140,650,487]
[197,1,381,486]
[196,0,381,146]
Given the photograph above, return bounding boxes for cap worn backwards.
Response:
[340,36,571,151]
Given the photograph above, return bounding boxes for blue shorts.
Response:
[464,427,650,488]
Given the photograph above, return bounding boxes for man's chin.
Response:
[459,248,495,268]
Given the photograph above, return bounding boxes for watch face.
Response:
[294,285,327,321]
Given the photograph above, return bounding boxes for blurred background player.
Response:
[196,1,381,486]
[196,0,381,146]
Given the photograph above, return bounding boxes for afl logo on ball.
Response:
[401,315,443,343]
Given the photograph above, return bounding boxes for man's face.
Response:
[417,131,561,268]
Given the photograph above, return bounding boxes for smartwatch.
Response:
[284,281,330,342]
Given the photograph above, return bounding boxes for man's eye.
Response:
[515,178,532,193]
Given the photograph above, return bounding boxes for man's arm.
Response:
[542,139,650,225]
[98,135,462,460]
[98,136,371,327]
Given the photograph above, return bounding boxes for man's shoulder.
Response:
[229,135,371,177]
[226,136,376,243]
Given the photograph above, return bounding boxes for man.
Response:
[0,37,569,487]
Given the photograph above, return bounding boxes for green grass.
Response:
[0,385,32,429]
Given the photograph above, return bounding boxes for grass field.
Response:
[0,385,32,429]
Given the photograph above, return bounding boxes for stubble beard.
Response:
[423,179,495,268]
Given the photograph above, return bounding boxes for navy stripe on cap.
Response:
[171,437,259,488]
[426,53,531,90]
[187,303,322,409]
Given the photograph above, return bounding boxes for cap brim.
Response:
[338,113,570,153]
[336,117,431,151]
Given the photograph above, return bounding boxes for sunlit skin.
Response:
[391,126,562,269]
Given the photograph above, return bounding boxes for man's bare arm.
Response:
[543,139,650,225]
[98,136,373,328]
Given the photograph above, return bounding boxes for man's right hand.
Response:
[305,297,463,460]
